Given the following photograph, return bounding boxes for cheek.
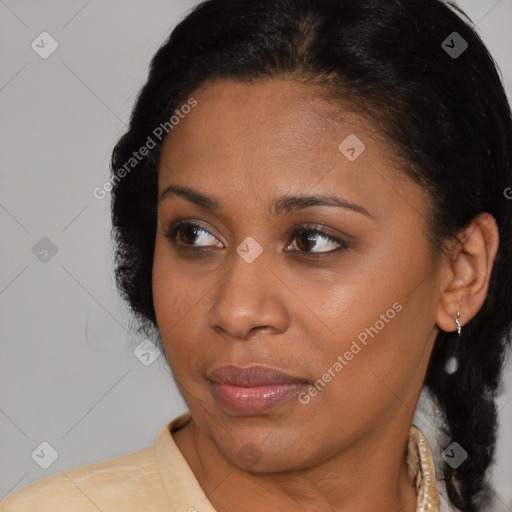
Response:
[295,309,420,444]
[152,242,175,329]
[294,294,420,436]
[299,250,436,420]
[152,241,214,382]
[152,239,200,326]
[152,243,192,355]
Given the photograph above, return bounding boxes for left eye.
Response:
[164,221,347,255]
[286,226,347,254]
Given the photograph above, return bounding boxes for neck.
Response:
[173,414,419,512]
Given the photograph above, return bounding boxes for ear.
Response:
[436,212,499,332]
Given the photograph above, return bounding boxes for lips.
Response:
[207,364,308,415]
[208,364,307,386]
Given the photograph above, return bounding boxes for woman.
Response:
[2,0,511,510]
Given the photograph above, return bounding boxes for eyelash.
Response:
[163,220,349,258]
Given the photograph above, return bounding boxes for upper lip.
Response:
[207,364,308,386]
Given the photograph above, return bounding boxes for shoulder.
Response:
[1,471,96,512]
[0,445,161,512]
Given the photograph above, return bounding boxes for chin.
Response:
[227,444,306,474]
[209,420,317,473]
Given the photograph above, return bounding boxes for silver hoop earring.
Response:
[445,310,462,374]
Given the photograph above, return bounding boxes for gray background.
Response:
[1,0,511,506]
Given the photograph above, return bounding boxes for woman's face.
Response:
[153,79,443,472]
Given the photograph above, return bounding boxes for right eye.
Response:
[164,220,223,249]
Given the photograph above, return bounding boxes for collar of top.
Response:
[407,425,440,511]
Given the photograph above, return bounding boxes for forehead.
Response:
[160,79,399,184]
[165,78,387,156]
[157,78,429,228]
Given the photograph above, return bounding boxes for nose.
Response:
[207,248,289,340]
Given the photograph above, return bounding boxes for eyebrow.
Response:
[158,184,372,218]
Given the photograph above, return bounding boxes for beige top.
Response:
[1,412,454,511]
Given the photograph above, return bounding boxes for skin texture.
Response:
[152,79,499,512]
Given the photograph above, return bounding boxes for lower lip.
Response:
[209,382,307,415]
